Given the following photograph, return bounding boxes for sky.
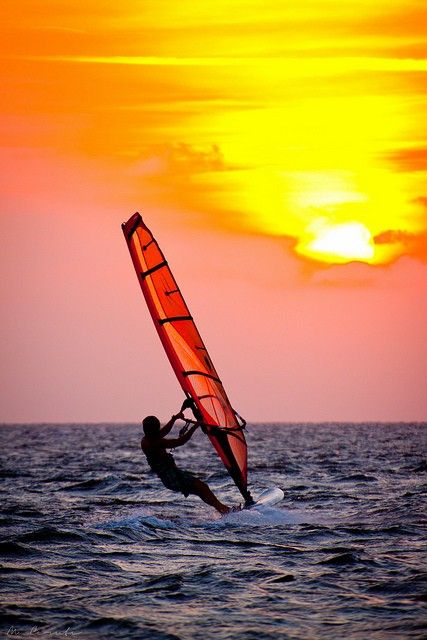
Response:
[1,0,426,423]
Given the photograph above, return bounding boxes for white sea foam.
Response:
[221,505,306,526]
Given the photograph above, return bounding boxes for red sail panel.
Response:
[122,212,250,501]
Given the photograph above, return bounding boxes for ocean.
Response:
[0,422,426,639]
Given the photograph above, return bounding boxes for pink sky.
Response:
[1,150,426,422]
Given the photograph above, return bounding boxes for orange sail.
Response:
[122,212,252,504]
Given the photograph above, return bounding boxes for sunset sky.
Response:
[1,0,426,422]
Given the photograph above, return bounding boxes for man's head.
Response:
[142,415,161,438]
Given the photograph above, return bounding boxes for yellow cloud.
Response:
[24,55,427,73]
[3,0,427,267]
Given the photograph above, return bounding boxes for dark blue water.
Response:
[1,423,426,639]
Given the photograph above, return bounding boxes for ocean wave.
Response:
[0,541,38,556]
[17,527,86,544]
[1,422,426,640]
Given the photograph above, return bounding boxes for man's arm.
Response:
[161,423,198,448]
[159,411,184,438]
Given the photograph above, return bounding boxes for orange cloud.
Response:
[2,0,427,268]
[373,196,427,262]
[388,147,427,172]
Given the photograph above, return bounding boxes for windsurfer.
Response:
[140,402,232,514]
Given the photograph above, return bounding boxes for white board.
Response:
[248,486,284,509]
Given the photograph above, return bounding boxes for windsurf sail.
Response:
[122,212,252,505]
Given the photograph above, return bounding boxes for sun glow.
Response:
[297,220,375,264]
[137,83,426,266]
[189,161,423,265]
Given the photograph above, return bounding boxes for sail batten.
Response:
[159,315,193,325]
[140,261,168,278]
[122,212,251,502]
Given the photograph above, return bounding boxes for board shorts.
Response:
[151,461,198,497]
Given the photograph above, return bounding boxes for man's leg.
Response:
[191,478,230,514]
